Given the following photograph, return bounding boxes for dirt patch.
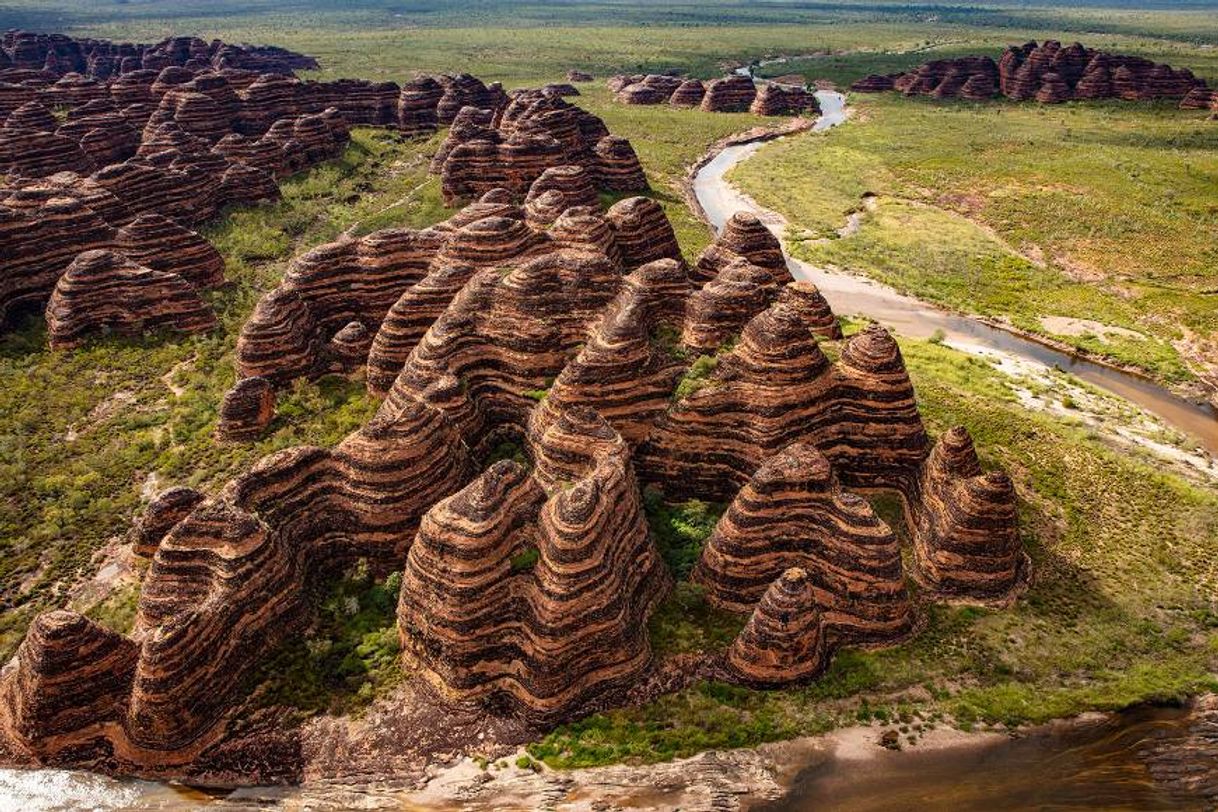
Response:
[1039,316,1144,343]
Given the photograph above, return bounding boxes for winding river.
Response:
[694,90,1218,457]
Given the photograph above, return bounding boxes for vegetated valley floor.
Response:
[0,0,1216,769]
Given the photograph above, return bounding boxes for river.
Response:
[693,90,1218,458]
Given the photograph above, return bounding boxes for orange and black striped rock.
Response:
[12,171,132,227]
[692,210,786,286]
[365,261,479,397]
[681,258,778,354]
[434,215,550,269]
[776,281,841,339]
[400,408,668,724]
[0,127,95,177]
[235,226,440,385]
[724,568,830,688]
[750,84,819,117]
[605,196,681,269]
[379,251,622,454]
[4,100,56,131]
[701,75,756,112]
[397,74,443,135]
[527,280,687,450]
[692,442,912,643]
[0,610,138,754]
[216,376,276,441]
[849,74,896,93]
[217,161,280,205]
[909,426,1024,600]
[129,486,206,557]
[325,320,374,373]
[114,213,225,289]
[1180,86,1218,110]
[1034,72,1071,103]
[593,135,648,192]
[623,258,692,328]
[45,249,216,349]
[89,159,208,225]
[669,79,706,107]
[435,73,507,125]
[548,205,624,266]
[58,113,141,167]
[638,306,927,500]
[0,191,114,325]
[616,82,668,105]
[524,164,599,226]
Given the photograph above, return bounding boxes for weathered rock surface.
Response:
[859,41,1207,104]
[45,249,216,349]
[750,84,819,117]
[725,567,831,687]
[701,75,757,112]
[129,486,206,558]
[216,376,277,441]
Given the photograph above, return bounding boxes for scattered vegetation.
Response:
[732,95,1218,385]
[251,564,403,718]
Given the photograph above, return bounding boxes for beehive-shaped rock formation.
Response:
[399,408,669,724]
[114,213,225,289]
[692,210,786,286]
[45,249,216,349]
[701,75,756,112]
[638,308,927,500]
[605,196,681,269]
[129,486,206,558]
[669,79,706,107]
[724,568,830,688]
[750,84,819,117]
[692,442,912,642]
[910,426,1024,599]
[593,135,648,192]
[216,376,277,441]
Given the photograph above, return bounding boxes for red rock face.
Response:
[870,41,1207,104]
[750,84,820,117]
[725,568,831,687]
[669,79,706,107]
[701,74,757,112]
[45,249,217,349]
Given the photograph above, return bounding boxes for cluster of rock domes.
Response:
[1,37,606,348]
[1,30,317,79]
[609,71,818,115]
[0,176,1027,771]
[851,40,1210,107]
[430,86,645,204]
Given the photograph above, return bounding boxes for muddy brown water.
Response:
[757,706,1207,812]
[694,91,1218,457]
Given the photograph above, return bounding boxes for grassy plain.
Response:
[0,0,1214,771]
[732,95,1218,386]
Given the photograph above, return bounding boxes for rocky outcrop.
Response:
[724,568,830,688]
[692,211,786,286]
[397,75,443,136]
[669,79,706,108]
[750,84,819,117]
[871,41,1205,104]
[605,196,681,269]
[235,226,441,384]
[114,213,225,289]
[129,486,206,558]
[566,70,593,83]
[909,426,1024,600]
[45,249,216,349]
[692,442,912,643]
[701,75,756,113]
[399,408,669,724]
[0,31,316,80]
[0,610,138,755]
[216,376,277,441]
[849,74,895,93]
[638,308,927,500]
[682,259,777,354]
[593,135,648,191]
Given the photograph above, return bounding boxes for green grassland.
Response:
[0,0,1214,771]
[731,95,1218,386]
